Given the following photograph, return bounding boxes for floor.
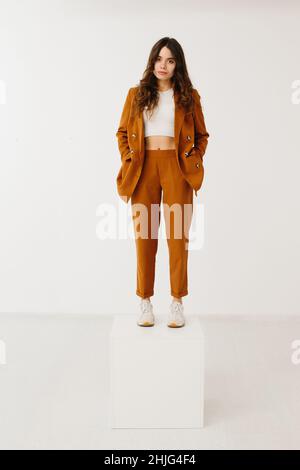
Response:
[0,313,299,450]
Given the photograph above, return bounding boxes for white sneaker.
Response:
[167,300,185,328]
[137,299,155,327]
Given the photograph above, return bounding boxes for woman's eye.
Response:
[156,58,175,64]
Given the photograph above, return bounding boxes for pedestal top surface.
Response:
[110,314,205,340]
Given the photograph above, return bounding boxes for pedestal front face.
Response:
[109,315,205,429]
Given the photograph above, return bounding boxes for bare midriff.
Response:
[145,135,175,150]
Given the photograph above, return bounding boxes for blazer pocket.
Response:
[190,147,203,161]
[123,151,132,162]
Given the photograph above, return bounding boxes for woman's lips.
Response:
[158,71,167,75]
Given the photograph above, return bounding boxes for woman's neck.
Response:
[157,80,173,92]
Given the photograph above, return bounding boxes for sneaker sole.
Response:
[137,321,155,327]
[167,322,185,328]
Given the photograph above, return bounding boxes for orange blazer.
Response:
[116,86,209,202]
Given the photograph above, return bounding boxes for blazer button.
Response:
[196,162,200,168]
[187,135,191,141]
[184,152,189,157]
[132,133,136,138]
[130,149,134,153]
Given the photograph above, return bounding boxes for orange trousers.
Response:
[130,149,194,299]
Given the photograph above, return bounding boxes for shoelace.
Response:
[141,300,152,314]
[173,302,182,311]
[171,301,183,320]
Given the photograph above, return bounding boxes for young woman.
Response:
[116,37,209,328]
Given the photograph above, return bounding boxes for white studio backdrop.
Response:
[0,0,299,315]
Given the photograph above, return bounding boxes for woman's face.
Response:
[153,46,176,82]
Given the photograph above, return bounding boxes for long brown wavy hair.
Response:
[132,37,195,118]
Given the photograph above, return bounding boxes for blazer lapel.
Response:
[173,89,186,148]
[136,88,186,157]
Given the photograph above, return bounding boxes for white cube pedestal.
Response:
[109,314,205,428]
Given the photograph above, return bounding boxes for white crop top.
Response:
[143,88,175,137]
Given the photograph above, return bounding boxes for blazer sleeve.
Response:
[193,89,210,161]
[116,87,133,162]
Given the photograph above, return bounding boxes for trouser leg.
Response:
[159,151,194,298]
[130,152,161,299]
